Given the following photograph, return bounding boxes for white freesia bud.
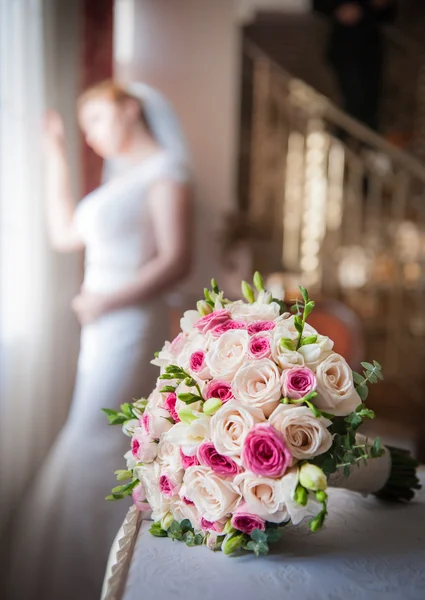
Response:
[203,397,222,416]
[299,463,327,492]
[122,419,139,437]
[197,300,213,317]
[160,512,174,530]
[256,290,273,304]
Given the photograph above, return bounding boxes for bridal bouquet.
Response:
[104,274,420,556]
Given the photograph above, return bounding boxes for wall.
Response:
[115,0,242,295]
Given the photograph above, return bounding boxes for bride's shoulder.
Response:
[153,151,191,183]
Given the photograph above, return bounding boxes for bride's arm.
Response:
[44,111,85,252]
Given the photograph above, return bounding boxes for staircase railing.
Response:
[240,40,425,401]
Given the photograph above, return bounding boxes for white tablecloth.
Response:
[104,469,425,600]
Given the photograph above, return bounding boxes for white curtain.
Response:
[0,0,81,533]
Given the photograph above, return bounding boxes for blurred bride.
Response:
[8,81,192,600]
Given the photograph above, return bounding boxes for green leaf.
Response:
[180,519,193,533]
[301,335,318,346]
[183,530,195,546]
[154,351,160,358]
[194,534,204,545]
[280,337,296,351]
[299,286,309,303]
[120,403,134,419]
[370,437,383,458]
[356,385,369,402]
[159,374,177,380]
[105,494,124,501]
[168,521,182,535]
[352,371,365,385]
[184,377,196,387]
[178,393,203,405]
[246,540,269,557]
[250,529,267,543]
[343,464,351,477]
[361,362,375,371]
[265,528,282,543]
[272,298,287,315]
[373,360,382,369]
[304,301,315,316]
[160,386,177,393]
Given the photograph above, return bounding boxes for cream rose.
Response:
[228,301,280,323]
[235,468,322,525]
[124,449,137,471]
[181,465,241,522]
[232,358,282,417]
[210,401,265,464]
[268,404,333,460]
[205,330,249,381]
[315,353,361,416]
[234,471,289,523]
[157,435,183,473]
[169,497,202,531]
[165,414,211,456]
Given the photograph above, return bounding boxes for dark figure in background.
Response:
[313,0,397,133]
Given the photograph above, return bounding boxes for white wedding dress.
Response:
[8,151,188,600]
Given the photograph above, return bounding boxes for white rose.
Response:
[316,353,361,416]
[137,462,170,521]
[124,449,137,471]
[205,330,250,381]
[274,314,317,340]
[157,434,183,473]
[122,418,139,437]
[232,358,282,417]
[268,404,333,460]
[235,468,322,525]
[298,336,333,371]
[181,465,241,522]
[180,309,201,334]
[229,301,280,322]
[210,401,265,464]
[177,331,211,380]
[169,497,202,531]
[165,414,211,456]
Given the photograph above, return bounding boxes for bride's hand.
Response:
[72,292,110,325]
[44,110,65,152]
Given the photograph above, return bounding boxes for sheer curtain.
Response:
[0,0,81,533]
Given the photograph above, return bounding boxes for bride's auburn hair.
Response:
[78,79,150,129]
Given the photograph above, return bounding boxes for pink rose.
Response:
[242,424,291,478]
[132,483,152,512]
[140,413,150,434]
[205,380,234,403]
[195,309,231,334]
[180,449,199,469]
[200,517,225,533]
[182,496,195,506]
[197,442,240,477]
[170,333,186,356]
[231,502,266,534]
[190,351,206,372]
[164,393,180,423]
[282,366,316,400]
[159,474,180,497]
[131,429,158,463]
[210,320,246,337]
[248,335,271,359]
[248,321,276,335]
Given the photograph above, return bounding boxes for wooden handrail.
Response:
[244,39,425,183]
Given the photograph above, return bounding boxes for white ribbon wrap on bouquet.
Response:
[328,435,392,495]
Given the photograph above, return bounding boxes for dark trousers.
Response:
[331,45,383,133]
